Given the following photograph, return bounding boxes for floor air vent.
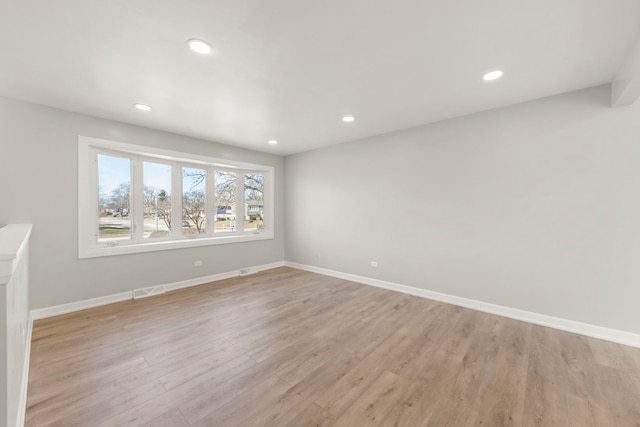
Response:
[133,285,166,299]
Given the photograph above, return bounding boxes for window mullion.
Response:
[236,172,245,233]
[132,157,144,242]
[172,162,183,239]
[263,172,271,233]
[90,148,100,244]
[206,167,215,236]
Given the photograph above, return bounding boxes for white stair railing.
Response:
[0,224,32,427]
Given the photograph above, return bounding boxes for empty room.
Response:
[2,1,640,426]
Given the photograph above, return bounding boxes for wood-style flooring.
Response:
[26,267,640,426]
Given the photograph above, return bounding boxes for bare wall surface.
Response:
[0,97,285,309]
[285,85,640,334]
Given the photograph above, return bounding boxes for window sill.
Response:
[79,231,274,259]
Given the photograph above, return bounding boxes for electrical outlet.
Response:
[194,260,203,267]
[370,261,378,268]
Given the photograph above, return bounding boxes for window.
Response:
[214,171,237,233]
[244,173,264,232]
[98,154,131,241]
[182,167,207,235]
[143,161,172,239]
[79,136,274,258]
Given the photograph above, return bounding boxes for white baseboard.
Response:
[164,261,285,292]
[31,291,132,320]
[31,261,285,320]
[284,261,640,349]
[16,314,33,427]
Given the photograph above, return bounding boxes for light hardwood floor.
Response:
[26,267,640,426]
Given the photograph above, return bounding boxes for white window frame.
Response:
[78,136,274,259]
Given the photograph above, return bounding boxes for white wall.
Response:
[285,85,640,335]
[0,97,285,309]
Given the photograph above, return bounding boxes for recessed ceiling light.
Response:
[268,140,278,145]
[134,103,152,111]
[483,70,503,81]
[187,39,212,55]
[342,115,355,122]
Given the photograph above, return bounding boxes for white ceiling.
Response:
[1,0,639,155]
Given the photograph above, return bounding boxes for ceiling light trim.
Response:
[483,70,504,81]
[187,38,212,55]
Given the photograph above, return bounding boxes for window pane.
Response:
[98,154,131,241]
[143,162,172,239]
[244,173,264,232]
[214,171,237,233]
[182,167,207,235]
